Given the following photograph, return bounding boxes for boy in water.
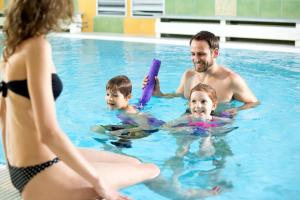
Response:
[91,75,163,146]
[105,75,137,114]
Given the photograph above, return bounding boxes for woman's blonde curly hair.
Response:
[2,0,74,61]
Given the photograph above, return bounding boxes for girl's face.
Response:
[189,91,216,119]
[105,89,131,110]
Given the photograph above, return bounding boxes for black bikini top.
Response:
[0,74,63,100]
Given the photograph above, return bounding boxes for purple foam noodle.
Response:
[137,59,161,108]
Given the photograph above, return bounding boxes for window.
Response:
[97,0,126,16]
[132,0,163,17]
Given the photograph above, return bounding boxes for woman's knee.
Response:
[143,163,160,179]
[125,156,142,164]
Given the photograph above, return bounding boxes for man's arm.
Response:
[157,70,190,98]
[143,75,184,98]
[228,73,260,114]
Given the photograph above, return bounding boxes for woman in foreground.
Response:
[0,1,159,200]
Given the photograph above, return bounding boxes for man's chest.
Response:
[184,75,233,102]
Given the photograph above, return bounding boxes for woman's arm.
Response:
[26,37,99,187]
[0,62,7,158]
[0,97,7,158]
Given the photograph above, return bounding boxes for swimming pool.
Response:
[1,36,300,199]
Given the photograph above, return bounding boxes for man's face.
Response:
[190,40,217,72]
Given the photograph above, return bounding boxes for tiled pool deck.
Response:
[0,165,21,200]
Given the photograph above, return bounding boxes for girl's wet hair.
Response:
[106,75,132,97]
[189,83,218,106]
[2,0,74,61]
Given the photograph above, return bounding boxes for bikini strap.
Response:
[0,81,8,97]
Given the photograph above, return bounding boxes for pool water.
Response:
[1,37,300,200]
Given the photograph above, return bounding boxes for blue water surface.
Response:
[1,37,300,200]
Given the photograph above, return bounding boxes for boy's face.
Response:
[105,89,131,110]
[189,91,216,119]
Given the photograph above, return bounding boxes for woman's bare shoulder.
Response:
[23,36,51,52]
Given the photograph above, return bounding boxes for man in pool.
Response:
[143,31,259,114]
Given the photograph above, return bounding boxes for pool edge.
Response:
[51,32,300,54]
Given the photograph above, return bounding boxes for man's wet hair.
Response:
[189,31,219,50]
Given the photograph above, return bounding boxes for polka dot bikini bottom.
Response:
[8,157,60,193]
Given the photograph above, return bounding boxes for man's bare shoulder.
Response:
[217,65,241,80]
[183,68,197,77]
[218,65,233,73]
[218,65,249,90]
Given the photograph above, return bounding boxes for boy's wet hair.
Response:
[189,83,218,106]
[189,31,219,50]
[106,75,132,97]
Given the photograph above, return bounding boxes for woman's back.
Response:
[3,36,56,166]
